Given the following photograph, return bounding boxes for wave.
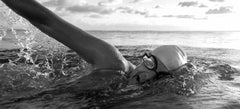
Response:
[0,46,239,109]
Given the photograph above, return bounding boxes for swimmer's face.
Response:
[129,62,157,85]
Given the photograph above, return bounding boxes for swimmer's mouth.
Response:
[129,71,174,85]
[129,71,154,85]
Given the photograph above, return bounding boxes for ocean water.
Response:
[1,30,240,109]
[89,31,240,50]
[1,2,240,108]
[1,30,240,50]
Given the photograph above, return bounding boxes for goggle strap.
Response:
[169,63,188,72]
[156,59,169,73]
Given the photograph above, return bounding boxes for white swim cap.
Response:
[151,45,187,72]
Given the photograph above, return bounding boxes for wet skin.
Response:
[129,62,157,84]
[1,0,157,85]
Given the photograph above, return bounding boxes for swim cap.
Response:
[151,45,187,72]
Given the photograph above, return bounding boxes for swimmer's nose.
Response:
[129,75,139,85]
[129,70,142,85]
[129,71,156,85]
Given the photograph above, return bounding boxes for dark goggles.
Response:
[142,53,158,71]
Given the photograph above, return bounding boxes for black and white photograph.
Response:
[0,0,240,109]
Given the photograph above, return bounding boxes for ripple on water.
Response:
[1,48,240,109]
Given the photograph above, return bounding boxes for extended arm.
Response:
[1,0,133,71]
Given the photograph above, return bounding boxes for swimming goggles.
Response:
[142,52,158,71]
[143,52,189,75]
[142,52,169,74]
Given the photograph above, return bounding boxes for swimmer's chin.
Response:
[128,77,139,85]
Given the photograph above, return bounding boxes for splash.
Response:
[1,4,69,78]
[0,2,8,41]
[0,2,91,100]
[0,29,6,41]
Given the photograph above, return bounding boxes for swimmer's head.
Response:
[129,45,187,84]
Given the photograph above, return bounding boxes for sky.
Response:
[1,0,240,31]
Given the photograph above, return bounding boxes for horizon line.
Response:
[3,28,240,32]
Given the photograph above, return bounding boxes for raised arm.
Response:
[1,0,133,71]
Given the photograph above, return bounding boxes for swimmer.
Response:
[1,0,187,90]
